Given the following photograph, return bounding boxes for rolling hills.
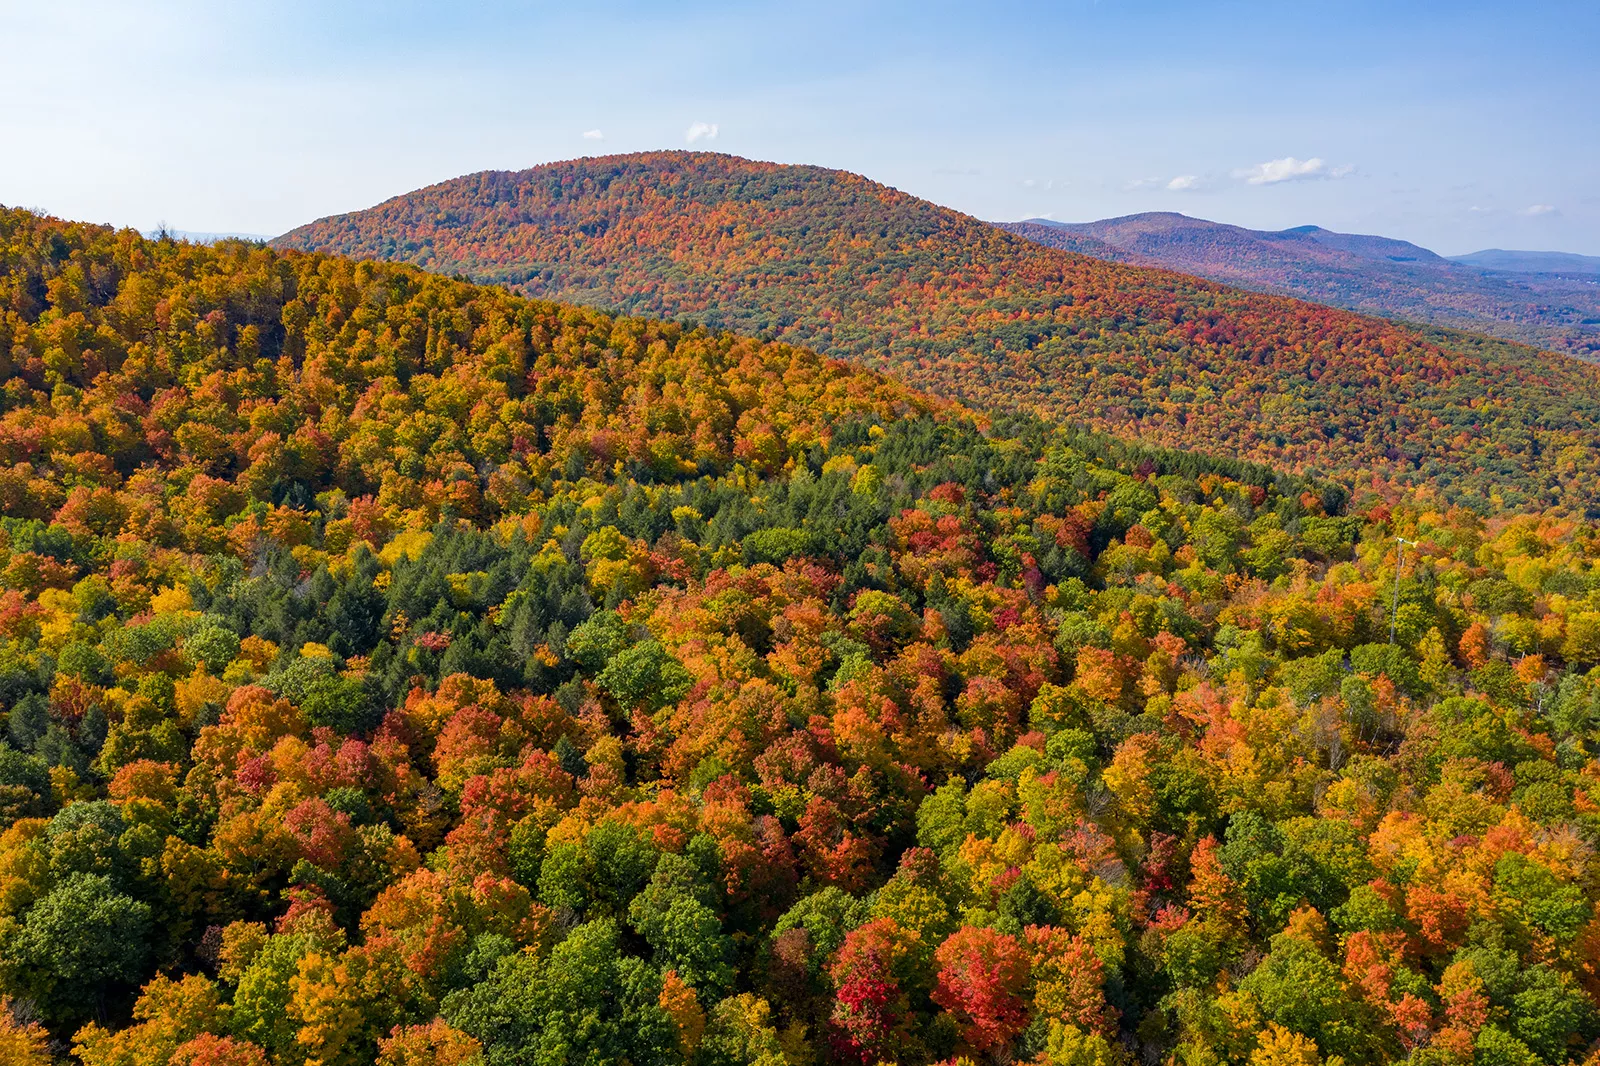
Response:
[7,203,1600,1066]
[274,152,1600,512]
[1452,247,1600,276]
[1004,213,1600,359]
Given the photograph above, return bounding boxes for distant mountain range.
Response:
[1001,214,1600,358]
[1451,248,1600,276]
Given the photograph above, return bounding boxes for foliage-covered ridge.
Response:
[275,151,1600,513]
[0,208,1599,1066]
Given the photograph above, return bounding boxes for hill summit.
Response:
[277,151,1600,511]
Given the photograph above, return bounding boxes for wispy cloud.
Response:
[1520,204,1557,216]
[685,122,719,144]
[1235,156,1353,185]
[1129,174,1207,192]
[582,129,603,140]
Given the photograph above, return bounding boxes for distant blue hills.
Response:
[1002,213,1600,359]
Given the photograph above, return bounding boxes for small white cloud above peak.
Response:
[1166,175,1201,191]
[1521,204,1558,216]
[582,129,604,140]
[1235,156,1351,185]
[686,122,719,144]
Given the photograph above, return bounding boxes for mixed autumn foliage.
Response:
[1001,215,1600,362]
[3,204,1600,1066]
[273,151,1600,514]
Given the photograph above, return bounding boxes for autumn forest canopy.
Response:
[276,152,1600,515]
[997,215,1600,362]
[1,170,1600,1066]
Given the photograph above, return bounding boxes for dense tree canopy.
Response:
[0,207,1599,1065]
[1001,216,1600,361]
[274,151,1600,512]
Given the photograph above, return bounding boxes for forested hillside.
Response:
[1003,215,1600,360]
[2,206,1600,1065]
[274,152,1600,513]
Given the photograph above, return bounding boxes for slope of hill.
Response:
[7,204,1600,1066]
[274,152,1600,512]
[1006,213,1600,358]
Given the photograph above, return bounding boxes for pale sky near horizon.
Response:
[1,0,1595,256]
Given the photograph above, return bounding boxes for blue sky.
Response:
[1,0,1594,255]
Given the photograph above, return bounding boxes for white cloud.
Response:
[685,122,719,144]
[582,129,603,140]
[1520,204,1557,216]
[1166,174,1201,191]
[1234,156,1350,185]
